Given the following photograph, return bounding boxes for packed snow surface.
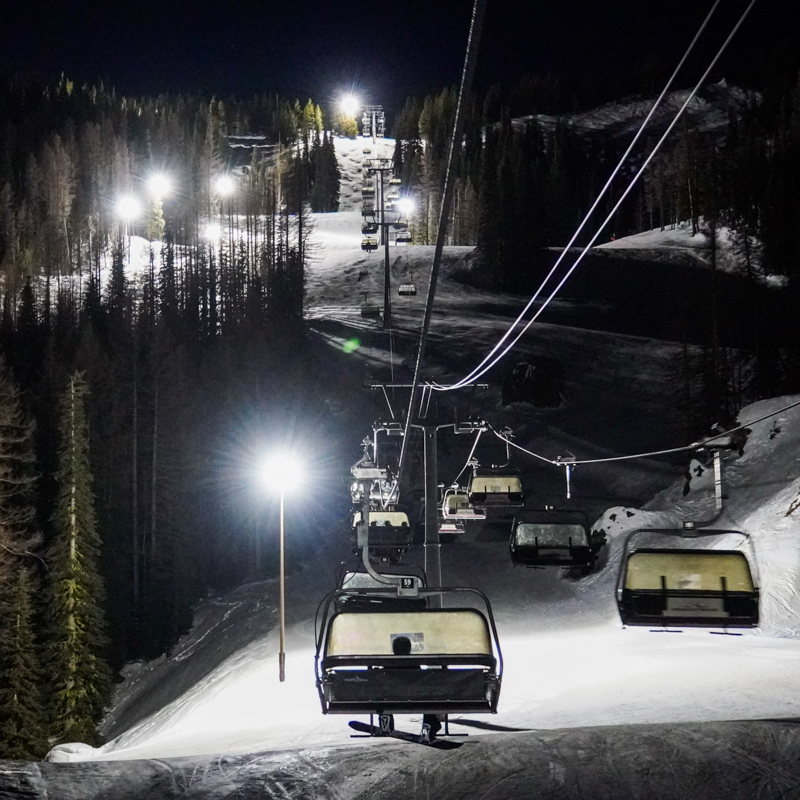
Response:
[50,135,800,766]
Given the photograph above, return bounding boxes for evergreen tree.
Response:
[0,356,38,574]
[47,373,111,746]
[0,567,48,760]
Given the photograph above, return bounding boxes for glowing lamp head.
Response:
[214,175,236,196]
[397,198,415,216]
[116,195,141,221]
[204,223,222,242]
[260,454,303,494]
[148,174,171,199]
[340,95,360,117]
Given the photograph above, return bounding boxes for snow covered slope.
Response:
[513,80,758,139]
[45,133,800,772]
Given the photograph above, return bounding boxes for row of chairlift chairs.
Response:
[316,447,504,741]
[316,430,760,743]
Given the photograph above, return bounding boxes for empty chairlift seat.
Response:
[316,589,502,716]
[398,283,417,296]
[510,509,595,570]
[468,469,524,508]
[618,548,759,628]
[442,487,486,520]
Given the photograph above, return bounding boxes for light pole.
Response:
[260,454,302,682]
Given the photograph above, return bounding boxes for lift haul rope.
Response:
[396,0,488,490]
[490,397,800,469]
[432,0,758,393]
[432,0,722,392]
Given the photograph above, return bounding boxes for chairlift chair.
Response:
[350,508,413,562]
[439,517,465,536]
[360,301,381,318]
[361,237,378,252]
[389,177,402,186]
[396,232,412,244]
[510,509,598,571]
[398,283,417,297]
[336,568,427,612]
[392,221,408,231]
[361,222,378,235]
[617,529,759,628]
[315,587,503,717]
[442,487,486,521]
[467,467,524,509]
[362,186,375,197]
[363,146,372,154]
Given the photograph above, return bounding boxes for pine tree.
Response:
[0,567,48,760]
[47,373,111,746]
[0,356,38,575]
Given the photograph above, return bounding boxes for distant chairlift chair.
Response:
[616,529,759,628]
[362,222,379,235]
[467,467,524,510]
[510,509,601,573]
[360,293,381,317]
[361,237,378,252]
[350,508,413,562]
[315,587,503,718]
[398,282,417,296]
[442,487,486,521]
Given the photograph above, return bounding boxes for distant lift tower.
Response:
[362,106,386,145]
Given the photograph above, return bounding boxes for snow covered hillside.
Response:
[513,79,758,139]
[40,134,800,776]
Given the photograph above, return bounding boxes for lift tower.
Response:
[363,157,395,330]
[361,105,386,145]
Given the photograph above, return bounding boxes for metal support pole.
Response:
[713,449,722,515]
[565,464,573,500]
[279,491,286,682]
[382,173,392,329]
[424,426,441,606]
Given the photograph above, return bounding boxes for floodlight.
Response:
[116,195,141,220]
[397,198,415,216]
[261,454,303,494]
[214,175,236,196]
[148,174,171,199]
[340,95,360,117]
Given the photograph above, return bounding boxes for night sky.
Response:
[0,0,787,112]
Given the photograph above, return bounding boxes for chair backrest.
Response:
[624,549,755,593]
[445,492,471,512]
[352,511,410,528]
[340,572,424,590]
[470,475,522,494]
[515,522,589,548]
[326,610,492,658]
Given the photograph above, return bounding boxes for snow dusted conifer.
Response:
[47,373,111,746]
[0,567,47,760]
